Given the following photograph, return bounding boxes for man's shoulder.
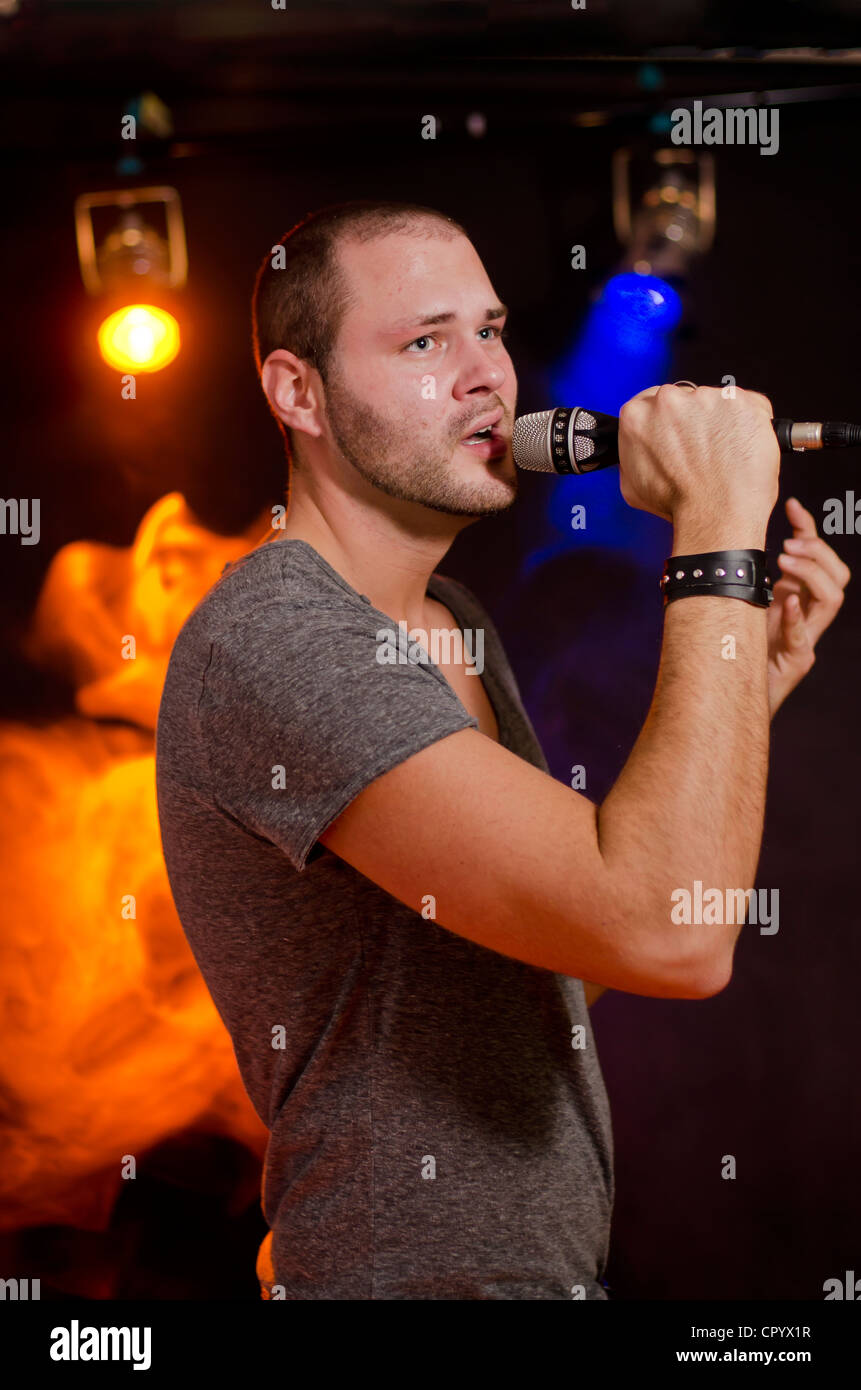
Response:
[176,538,353,649]
[206,536,316,612]
[166,538,409,714]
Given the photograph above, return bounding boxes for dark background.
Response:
[1,0,859,1299]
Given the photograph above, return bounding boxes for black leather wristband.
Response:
[661,549,774,608]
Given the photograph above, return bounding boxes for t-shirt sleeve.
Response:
[197,602,480,872]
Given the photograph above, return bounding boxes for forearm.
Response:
[596,522,770,992]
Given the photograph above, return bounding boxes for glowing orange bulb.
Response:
[97,304,180,373]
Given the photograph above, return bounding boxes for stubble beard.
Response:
[321,363,518,518]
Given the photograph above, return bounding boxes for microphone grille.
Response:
[512,411,555,472]
[513,407,601,473]
[573,412,598,462]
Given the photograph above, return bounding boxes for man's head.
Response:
[252,200,517,519]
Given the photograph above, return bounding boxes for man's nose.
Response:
[452,343,508,398]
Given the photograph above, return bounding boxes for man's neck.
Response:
[275,495,469,632]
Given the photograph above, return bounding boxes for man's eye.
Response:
[405,335,437,352]
[479,325,507,341]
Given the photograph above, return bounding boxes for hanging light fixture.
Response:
[74,187,187,373]
[612,147,715,279]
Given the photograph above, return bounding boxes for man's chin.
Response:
[423,475,518,518]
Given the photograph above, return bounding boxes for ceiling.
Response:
[3,0,861,159]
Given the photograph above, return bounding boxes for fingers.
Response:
[772,497,851,650]
[781,592,816,668]
[776,548,847,643]
[785,494,819,539]
[782,532,852,590]
[775,550,844,603]
[622,383,773,411]
[779,496,852,589]
[771,574,803,603]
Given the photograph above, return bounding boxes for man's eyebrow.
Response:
[388,304,509,332]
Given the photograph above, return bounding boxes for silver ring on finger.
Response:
[673,380,698,391]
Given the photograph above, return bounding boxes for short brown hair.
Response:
[251,200,467,463]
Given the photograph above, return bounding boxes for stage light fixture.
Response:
[74,187,187,373]
[612,147,715,278]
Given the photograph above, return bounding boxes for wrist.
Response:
[672,510,768,553]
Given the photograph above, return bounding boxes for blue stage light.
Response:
[551,272,682,416]
[525,271,684,566]
[601,272,682,331]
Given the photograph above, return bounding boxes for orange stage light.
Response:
[97,303,181,373]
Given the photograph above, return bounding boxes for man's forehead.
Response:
[337,229,498,319]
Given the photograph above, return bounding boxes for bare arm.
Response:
[594,579,769,992]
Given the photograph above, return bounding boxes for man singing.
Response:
[155,200,849,1299]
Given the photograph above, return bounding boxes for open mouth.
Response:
[460,426,508,459]
[460,411,507,454]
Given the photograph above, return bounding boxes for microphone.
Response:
[513,406,861,476]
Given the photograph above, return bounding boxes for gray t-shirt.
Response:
[155,536,614,1299]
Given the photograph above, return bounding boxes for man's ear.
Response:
[261,349,324,441]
